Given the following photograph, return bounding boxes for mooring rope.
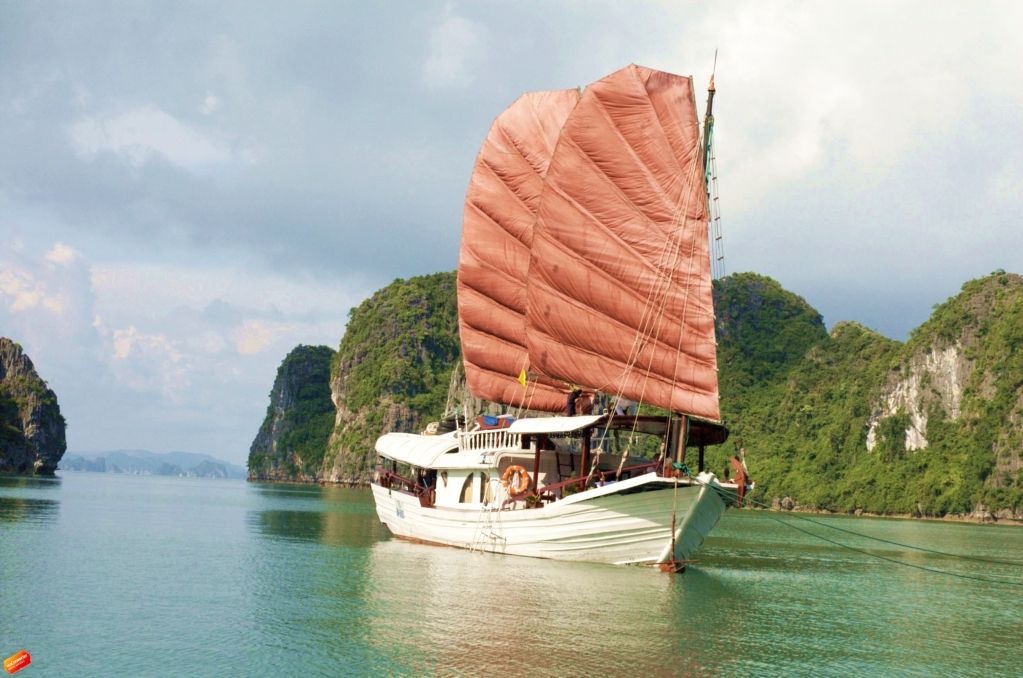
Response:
[761,513,1023,587]
[685,473,1023,587]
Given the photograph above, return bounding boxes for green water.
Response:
[1,473,1021,676]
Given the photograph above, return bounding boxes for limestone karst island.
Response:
[247,270,1023,522]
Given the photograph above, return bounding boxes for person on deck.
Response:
[567,389,582,416]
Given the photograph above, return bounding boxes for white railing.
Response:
[457,428,521,454]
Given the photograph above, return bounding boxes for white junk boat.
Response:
[373,414,743,568]
[371,64,749,570]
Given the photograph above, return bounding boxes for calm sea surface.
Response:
[1,473,1021,677]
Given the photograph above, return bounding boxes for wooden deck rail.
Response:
[377,467,435,507]
[457,428,522,453]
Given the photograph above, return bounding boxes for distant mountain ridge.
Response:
[60,449,245,479]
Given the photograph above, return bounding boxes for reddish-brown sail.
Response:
[526,65,720,420]
[457,89,580,411]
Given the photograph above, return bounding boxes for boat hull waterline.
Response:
[371,472,736,566]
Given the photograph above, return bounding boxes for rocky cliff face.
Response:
[320,272,459,484]
[866,344,969,451]
[0,338,67,475]
[247,345,336,481]
[864,273,1023,510]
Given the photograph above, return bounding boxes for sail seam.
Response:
[536,177,691,281]
[458,241,527,308]
[469,164,537,243]
[494,119,547,178]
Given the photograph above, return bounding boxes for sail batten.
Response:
[523,248,716,366]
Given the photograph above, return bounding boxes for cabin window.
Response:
[479,472,493,505]
[440,471,448,487]
[460,473,474,503]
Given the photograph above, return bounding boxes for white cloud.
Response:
[199,93,220,115]
[989,162,1023,205]
[0,239,102,444]
[0,238,354,460]
[659,1,1023,214]
[90,262,368,322]
[109,325,191,398]
[111,326,134,359]
[0,267,66,314]
[234,320,277,355]
[45,241,78,265]
[67,105,232,170]
[422,12,484,88]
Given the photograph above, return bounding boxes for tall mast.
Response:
[702,50,717,191]
[703,51,726,280]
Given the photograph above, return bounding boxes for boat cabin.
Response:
[374,414,727,511]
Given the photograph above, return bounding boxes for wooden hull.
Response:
[371,472,735,566]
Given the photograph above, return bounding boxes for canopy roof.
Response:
[509,413,726,445]
[375,432,492,470]
[506,414,605,435]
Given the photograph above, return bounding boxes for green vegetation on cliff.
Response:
[894,272,1023,514]
[709,317,900,510]
[325,272,460,482]
[250,269,1023,519]
[334,272,458,414]
[710,271,1023,518]
[715,272,829,391]
[248,345,336,480]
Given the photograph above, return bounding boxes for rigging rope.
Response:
[728,487,1023,568]
[607,130,708,479]
[592,130,707,472]
[782,513,1023,567]
[761,514,1023,587]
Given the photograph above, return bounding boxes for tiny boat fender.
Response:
[501,465,531,495]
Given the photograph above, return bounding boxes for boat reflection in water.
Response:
[362,535,752,676]
[247,484,386,549]
[0,475,61,525]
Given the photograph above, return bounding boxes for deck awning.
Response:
[505,413,728,446]
[505,415,606,435]
[375,432,458,467]
[375,432,495,470]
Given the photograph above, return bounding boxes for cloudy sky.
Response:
[2,1,1020,464]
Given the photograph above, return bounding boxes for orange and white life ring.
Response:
[501,465,531,495]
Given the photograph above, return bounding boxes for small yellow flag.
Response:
[518,368,527,389]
